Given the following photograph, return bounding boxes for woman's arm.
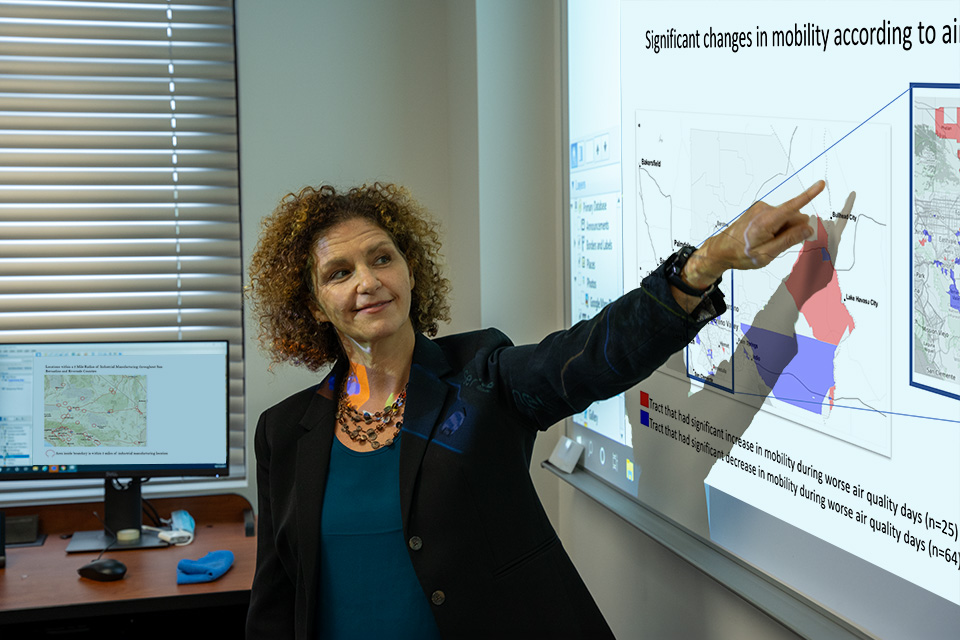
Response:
[490,181,827,428]
[671,181,825,312]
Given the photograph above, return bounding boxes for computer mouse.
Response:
[77,557,127,582]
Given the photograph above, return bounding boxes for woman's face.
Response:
[310,217,415,353]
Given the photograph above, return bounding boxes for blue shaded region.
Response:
[950,269,960,313]
[741,323,837,414]
[949,284,960,312]
[819,247,830,261]
[641,410,649,426]
[923,229,934,242]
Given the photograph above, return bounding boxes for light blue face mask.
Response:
[155,509,196,545]
[170,509,195,534]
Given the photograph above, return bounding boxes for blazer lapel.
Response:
[295,367,340,610]
[398,334,453,523]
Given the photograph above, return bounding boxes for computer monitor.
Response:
[0,340,229,552]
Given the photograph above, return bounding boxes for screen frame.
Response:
[0,339,230,482]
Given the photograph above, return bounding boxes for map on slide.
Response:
[44,374,147,447]
[634,110,892,454]
[911,84,960,400]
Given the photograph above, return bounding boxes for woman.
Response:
[245,181,824,638]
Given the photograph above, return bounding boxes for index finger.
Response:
[779,180,825,213]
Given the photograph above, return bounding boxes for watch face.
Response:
[670,246,693,274]
[668,246,713,297]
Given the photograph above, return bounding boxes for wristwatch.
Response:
[666,245,721,298]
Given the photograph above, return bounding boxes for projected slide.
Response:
[568,1,960,637]
[620,0,960,631]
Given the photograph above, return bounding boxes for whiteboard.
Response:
[565,2,960,637]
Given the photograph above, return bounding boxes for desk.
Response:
[0,494,255,636]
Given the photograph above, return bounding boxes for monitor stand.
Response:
[66,528,168,553]
[65,478,169,554]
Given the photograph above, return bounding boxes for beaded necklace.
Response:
[336,383,406,449]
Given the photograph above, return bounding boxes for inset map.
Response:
[911,83,960,400]
[44,374,147,447]
[634,110,892,454]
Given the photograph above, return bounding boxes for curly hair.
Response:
[247,182,451,371]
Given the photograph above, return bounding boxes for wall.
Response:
[235,1,801,638]
[475,0,564,528]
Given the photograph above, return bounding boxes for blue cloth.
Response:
[177,549,234,584]
[318,437,441,639]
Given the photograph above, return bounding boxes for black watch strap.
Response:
[666,246,720,298]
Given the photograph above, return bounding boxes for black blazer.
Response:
[246,263,722,639]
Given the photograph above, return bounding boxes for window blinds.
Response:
[0,0,245,485]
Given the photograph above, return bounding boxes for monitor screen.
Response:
[0,340,229,481]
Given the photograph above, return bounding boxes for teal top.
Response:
[318,436,442,639]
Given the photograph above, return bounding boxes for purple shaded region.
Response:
[741,323,797,389]
[741,323,837,414]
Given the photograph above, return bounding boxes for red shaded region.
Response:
[785,218,855,345]
[935,107,960,143]
[935,108,960,177]
[786,217,837,309]
[800,270,856,345]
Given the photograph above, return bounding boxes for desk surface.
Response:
[0,494,256,624]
